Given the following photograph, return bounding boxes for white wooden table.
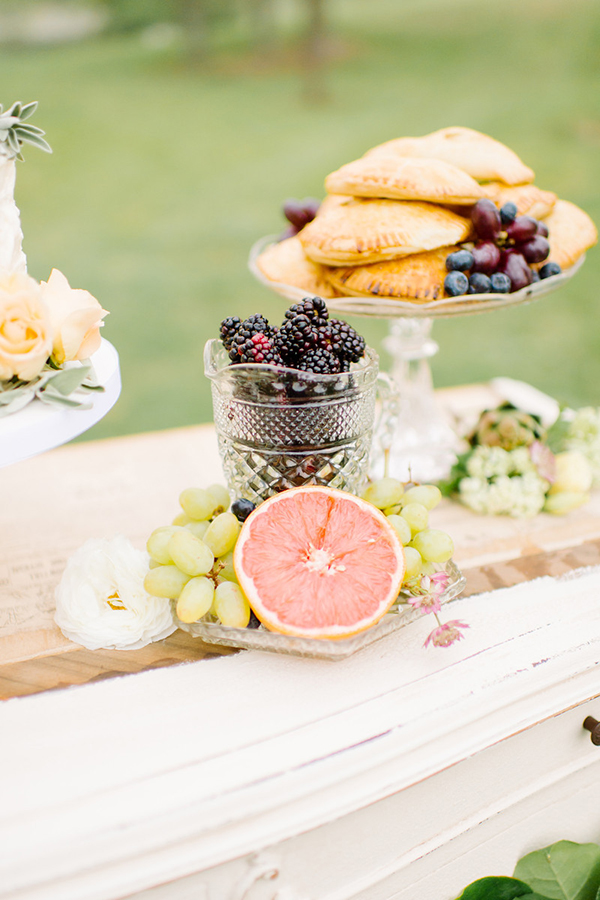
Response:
[2,393,600,900]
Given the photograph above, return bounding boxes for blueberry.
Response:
[530,270,541,282]
[539,261,562,279]
[468,273,492,294]
[444,271,469,296]
[489,272,511,293]
[500,202,518,226]
[246,610,261,629]
[445,249,475,272]
[231,498,256,522]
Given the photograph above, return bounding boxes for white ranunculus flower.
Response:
[55,535,176,650]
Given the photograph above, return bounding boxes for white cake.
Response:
[0,101,120,465]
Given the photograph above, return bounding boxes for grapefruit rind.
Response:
[233,486,406,640]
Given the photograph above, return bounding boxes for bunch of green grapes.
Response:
[362,478,454,583]
[143,485,251,628]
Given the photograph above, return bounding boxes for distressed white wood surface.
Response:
[2,565,600,900]
[3,403,600,900]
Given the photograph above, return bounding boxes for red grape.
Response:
[498,250,534,291]
[471,241,501,274]
[536,221,549,237]
[278,224,299,241]
[282,197,320,230]
[519,235,550,264]
[505,216,538,242]
[471,199,502,240]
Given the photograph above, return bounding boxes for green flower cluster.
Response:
[458,446,549,518]
[553,406,600,488]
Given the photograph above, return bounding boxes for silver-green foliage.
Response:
[0,101,51,160]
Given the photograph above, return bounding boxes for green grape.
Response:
[400,502,429,536]
[168,530,214,576]
[410,529,454,563]
[386,514,412,546]
[185,520,209,539]
[206,483,230,515]
[212,581,250,627]
[403,546,423,581]
[144,565,190,599]
[146,525,184,565]
[148,559,161,569]
[204,512,240,557]
[216,549,238,583]
[403,484,442,511]
[179,487,214,521]
[362,477,404,510]
[383,503,402,516]
[421,561,437,576]
[172,512,192,527]
[176,576,215,623]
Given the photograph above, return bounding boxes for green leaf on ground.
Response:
[455,876,534,900]
[514,841,600,900]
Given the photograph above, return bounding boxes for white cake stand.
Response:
[0,338,121,468]
[249,236,584,481]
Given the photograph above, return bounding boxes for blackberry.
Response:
[219,316,242,351]
[229,314,274,360]
[296,346,341,375]
[329,319,366,363]
[284,297,329,328]
[274,313,320,363]
[236,332,284,365]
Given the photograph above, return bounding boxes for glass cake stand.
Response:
[249,236,584,482]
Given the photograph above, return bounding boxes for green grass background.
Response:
[1,0,599,439]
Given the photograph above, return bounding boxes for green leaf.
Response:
[42,364,91,396]
[37,390,91,409]
[514,841,600,900]
[16,131,52,153]
[19,101,38,120]
[455,876,534,900]
[0,390,35,416]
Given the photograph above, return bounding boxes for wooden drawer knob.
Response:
[583,716,600,745]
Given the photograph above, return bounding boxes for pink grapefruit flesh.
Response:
[233,486,405,639]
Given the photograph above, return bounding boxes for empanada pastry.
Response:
[479,182,556,219]
[325,155,484,205]
[255,235,339,298]
[541,199,598,270]
[326,247,457,301]
[299,198,471,266]
[366,127,534,186]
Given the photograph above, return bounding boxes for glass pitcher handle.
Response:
[374,372,398,477]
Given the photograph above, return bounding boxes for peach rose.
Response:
[0,271,52,381]
[40,268,108,364]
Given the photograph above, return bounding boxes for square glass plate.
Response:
[176,560,466,660]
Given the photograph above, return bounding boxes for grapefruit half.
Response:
[234,486,405,639]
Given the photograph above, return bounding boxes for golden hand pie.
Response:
[298,198,471,266]
[541,199,598,270]
[366,127,534,186]
[326,247,457,301]
[479,182,556,219]
[325,155,484,205]
[255,235,339,298]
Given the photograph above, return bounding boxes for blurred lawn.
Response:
[1,0,599,439]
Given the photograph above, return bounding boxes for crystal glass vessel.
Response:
[205,339,379,503]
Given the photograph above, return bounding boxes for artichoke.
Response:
[470,403,546,451]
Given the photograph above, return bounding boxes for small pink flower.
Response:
[408,593,442,615]
[429,570,450,594]
[424,619,469,648]
[530,440,556,483]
